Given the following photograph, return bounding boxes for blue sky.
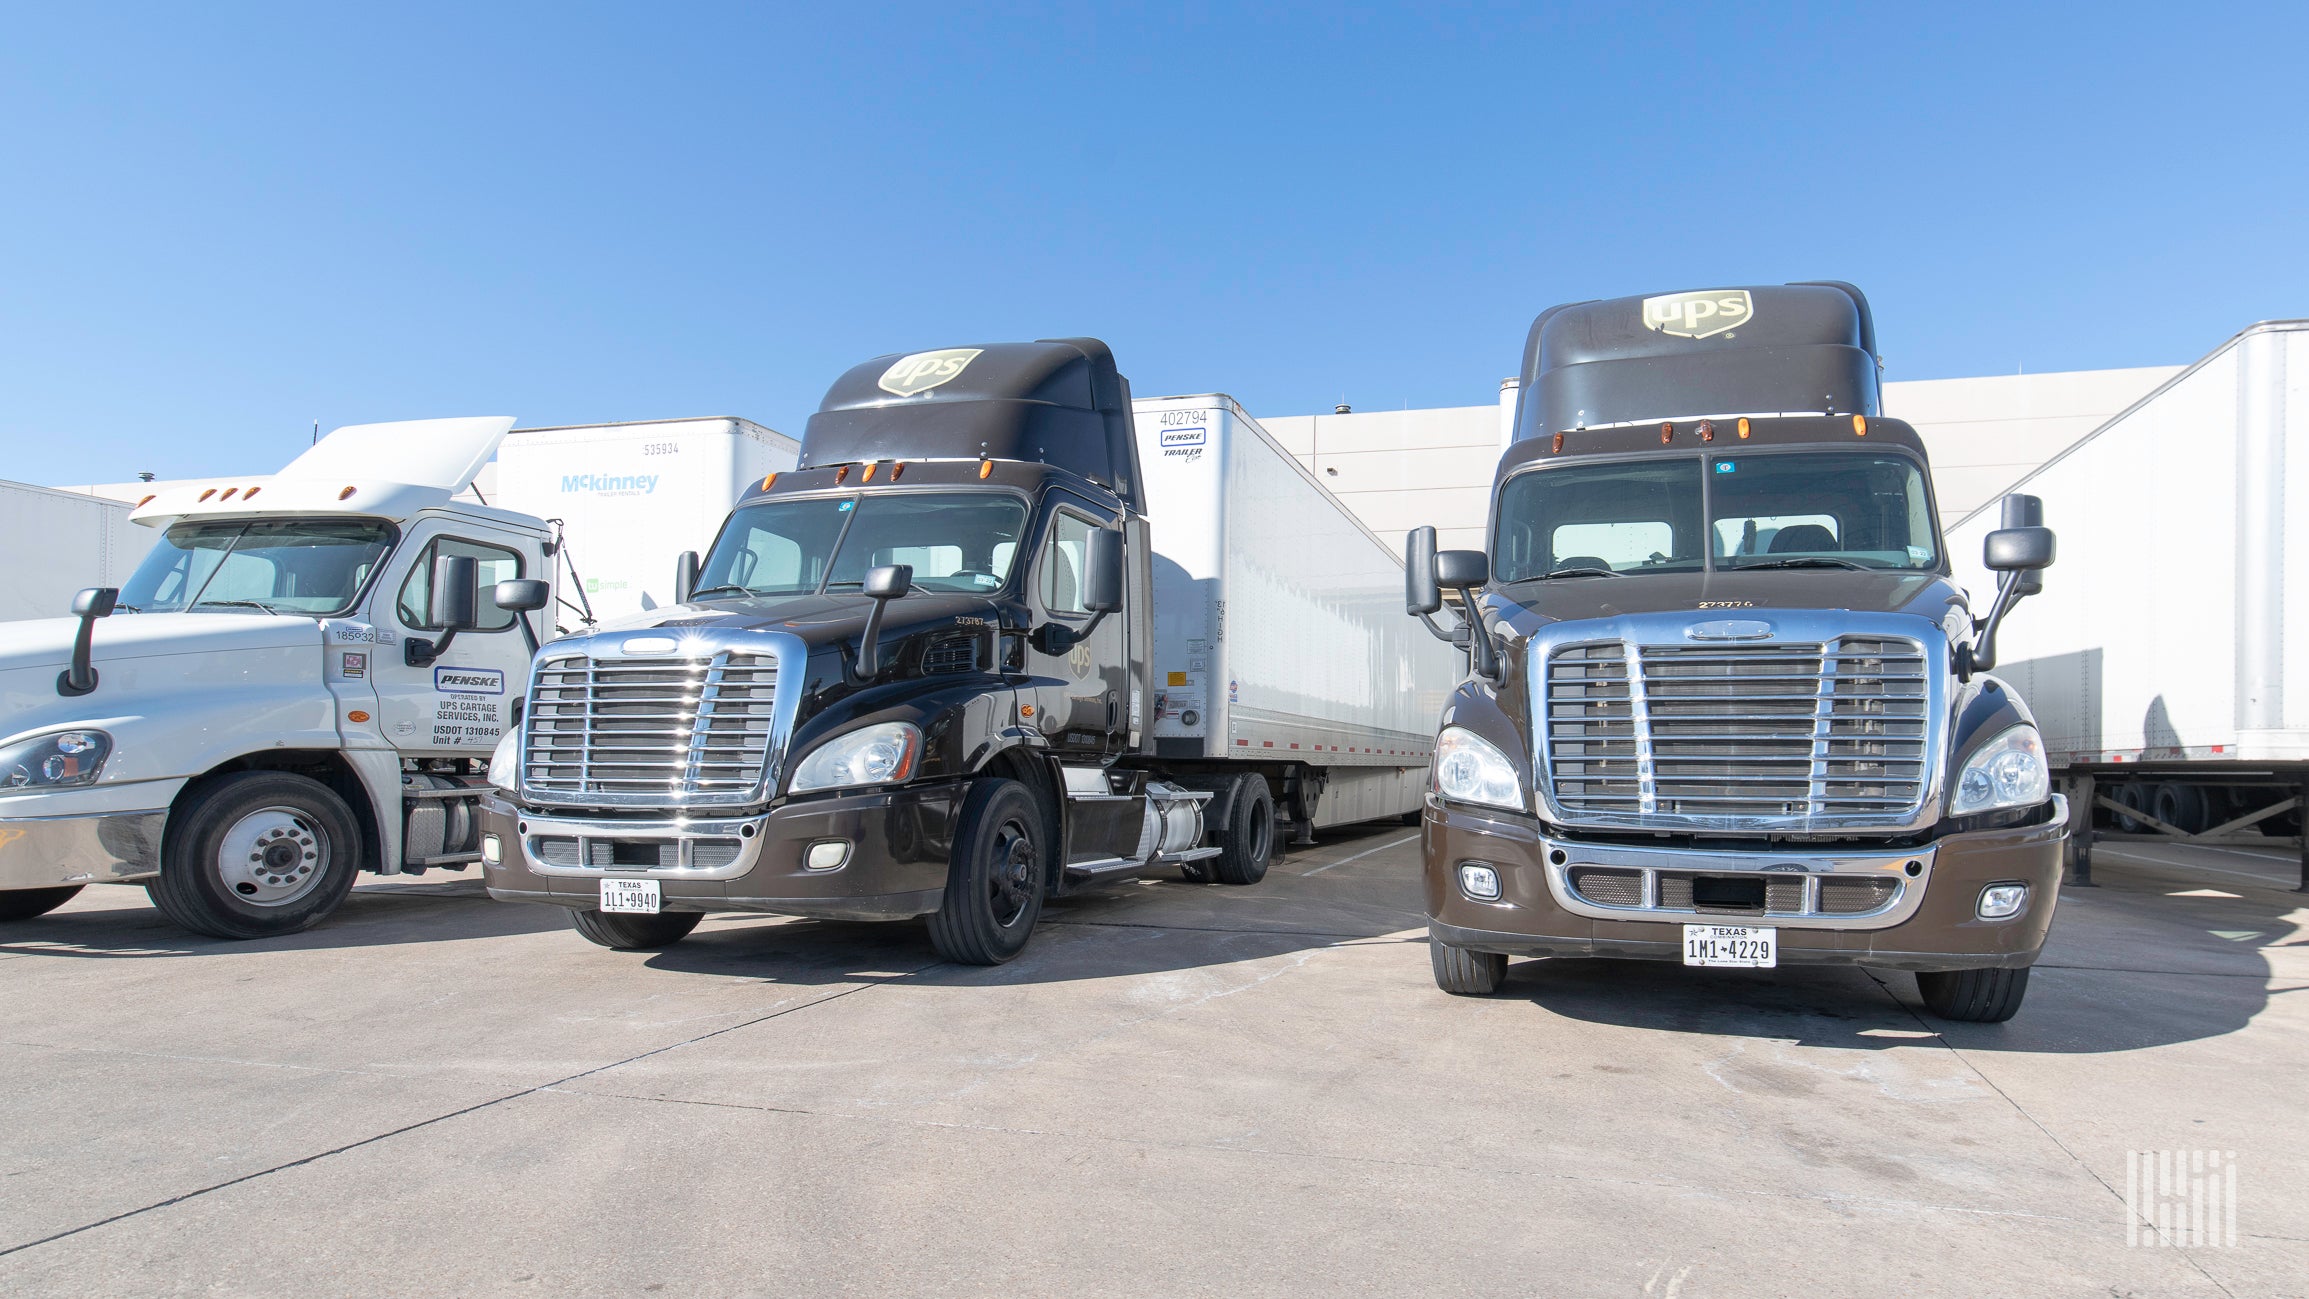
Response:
[3,3,2302,484]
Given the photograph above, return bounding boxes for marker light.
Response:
[1977,883,2029,920]
[862,462,877,482]
[1852,414,1869,436]
[891,461,906,480]
[1659,422,1674,445]
[244,486,260,499]
[220,488,239,501]
[1737,418,1752,439]
[339,486,357,500]
[761,472,778,490]
[1458,862,1502,901]
[137,495,155,507]
[979,459,994,479]
[1697,420,1715,442]
[198,488,217,502]
[1551,433,1565,454]
[835,465,850,484]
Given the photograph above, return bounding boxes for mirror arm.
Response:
[516,612,538,655]
[405,628,458,668]
[1417,610,1458,644]
[1959,572,2026,679]
[852,599,894,681]
[1453,586,1505,683]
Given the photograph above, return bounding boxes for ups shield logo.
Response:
[1642,290,1753,340]
[878,348,983,397]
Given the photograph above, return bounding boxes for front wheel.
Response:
[927,777,1046,965]
[571,909,703,950]
[0,886,84,922]
[148,772,362,939]
[1429,933,1507,995]
[1916,966,2031,1022]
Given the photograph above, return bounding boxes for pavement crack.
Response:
[0,959,943,1260]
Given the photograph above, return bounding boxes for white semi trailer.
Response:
[0,416,797,935]
[1946,318,2309,887]
[0,481,142,624]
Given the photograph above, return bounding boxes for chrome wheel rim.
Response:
[216,806,330,907]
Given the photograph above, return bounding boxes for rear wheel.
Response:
[1212,773,1275,886]
[0,886,83,921]
[571,909,702,950]
[148,772,361,939]
[1429,933,1507,995]
[927,778,1046,965]
[1917,966,2031,1022]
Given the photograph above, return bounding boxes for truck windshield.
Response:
[1493,452,1939,581]
[698,493,1031,597]
[119,519,398,615]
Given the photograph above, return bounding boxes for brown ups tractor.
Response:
[1404,283,2068,1021]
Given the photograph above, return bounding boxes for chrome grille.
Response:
[1543,632,1933,830]
[521,650,781,805]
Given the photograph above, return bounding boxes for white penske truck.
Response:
[0,415,794,936]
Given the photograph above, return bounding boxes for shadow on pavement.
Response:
[1509,854,2301,1054]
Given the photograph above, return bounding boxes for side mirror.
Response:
[853,564,914,679]
[863,564,913,600]
[674,551,701,605]
[1405,526,1441,616]
[1083,528,1125,614]
[1435,549,1490,589]
[428,554,481,631]
[493,579,550,613]
[57,587,118,697]
[1984,527,2055,573]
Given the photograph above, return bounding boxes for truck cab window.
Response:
[397,537,524,630]
[1040,511,1095,615]
[119,519,396,616]
[1495,460,1704,580]
[699,493,1031,597]
[1709,454,1939,570]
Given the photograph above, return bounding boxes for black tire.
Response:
[571,908,703,950]
[2111,781,2149,833]
[0,885,83,921]
[147,771,362,939]
[1429,933,1507,995]
[1917,966,2031,1022]
[1212,773,1275,886]
[1400,810,1424,827]
[2152,782,2208,836]
[927,778,1046,965]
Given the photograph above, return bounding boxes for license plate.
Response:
[600,878,660,914]
[1683,924,1776,968]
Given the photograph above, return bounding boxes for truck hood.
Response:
[1490,569,1967,629]
[0,613,321,674]
[575,591,1007,652]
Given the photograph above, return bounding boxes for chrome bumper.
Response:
[509,809,773,882]
[0,810,166,889]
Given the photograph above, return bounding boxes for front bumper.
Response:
[1423,796,2069,972]
[0,809,166,889]
[478,780,966,921]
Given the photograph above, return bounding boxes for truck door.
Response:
[368,525,536,758]
[1022,494,1128,759]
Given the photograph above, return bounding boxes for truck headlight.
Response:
[789,722,921,793]
[1434,726,1523,811]
[1950,725,2049,816]
[0,729,112,790]
[487,731,521,794]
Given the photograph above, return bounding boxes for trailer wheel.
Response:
[1212,773,1274,886]
[1429,933,1507,995]
[2111,782,2150,833]
[2152,782,2209,836]
[0,886,83,922]
[1916,966,2031,1022]
[571,909,702,950]
[147,772,361,939]
[927,778,1045,965]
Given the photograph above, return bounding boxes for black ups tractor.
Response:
[1404,284,2070,1021]
[479,339,1452,963]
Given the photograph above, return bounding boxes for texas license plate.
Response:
[600,878,660,914]
[1683,924,1776,968]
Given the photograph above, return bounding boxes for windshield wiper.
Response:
[1724,557,1872,571]
[686,584,758,601]
[1536,566,1623,580]
[191,599,287,615]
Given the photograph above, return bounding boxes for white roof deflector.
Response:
[278,416,517,495]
